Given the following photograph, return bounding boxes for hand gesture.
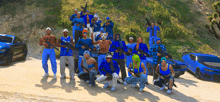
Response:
[82,46,85,49]
[105,23,108,26]
[115,50,119,53]
[44,43,48,48]
[40,38,44,42]
[157,53,161,56]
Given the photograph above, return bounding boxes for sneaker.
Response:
[42,73,49,77]
[111,87,115,91]
[88,84,92,87]
[53,74,56,79]
[103,82,109,88]
[60,75,66,79]
[139,88,144,92]
[86,80,90,83]
[159,85,166,90]
[132,84,137,88]
[124,82,128,85]
[167,90,172,94]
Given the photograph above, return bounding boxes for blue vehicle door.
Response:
[188,54,197,72]
[12,37,24,58]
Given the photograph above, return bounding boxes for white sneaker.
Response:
[86,80,90,83]
[60,75,66,79]
[42,73,49,77]
[139,88,144,92]
[167,90,172,94]
[159,85,166,90]
[53,74,56,79]
[124,82,128,85]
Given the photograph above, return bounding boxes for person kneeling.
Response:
[124,54,147,92]
[97,53,120,91]
[78,51,98,86]
[154,57,175,94]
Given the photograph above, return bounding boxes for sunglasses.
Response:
[106,58,112,59]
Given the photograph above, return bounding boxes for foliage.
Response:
[205,24,210,29]
[213,12,219,18]
[208,16,213,21]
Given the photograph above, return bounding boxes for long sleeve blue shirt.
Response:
[109,41,128,59]
[102,21,114,37]
[73,18,85,31]
[146,26,160,37]
[126,43,136,60]
[149,44,166,65]
[70,14,77,21]
[90,20,102,32]
[99,60,120,75]
[75,38,94,56]
[83,14,94,25]
[132,43,149,60]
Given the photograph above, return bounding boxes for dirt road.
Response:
[0,57,220,102]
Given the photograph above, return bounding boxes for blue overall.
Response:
[60,36,73,56]
[98,53,106,75]
[102,20,114,40]
[75,38,94,72]
[132,43,149,79]
[125,62,146,89]
[70,14,77,37]
[154,64,174,90]
[146,26,160,47]
[78,64,97,86]
[42,48,57,74]
[126,43,136,76]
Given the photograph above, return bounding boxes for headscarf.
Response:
[132,54,141,73]
[94,13,100,22]
[156,38,161,42]
[114,34,123,48]
[100,28,105,33]
[83,51,90,68]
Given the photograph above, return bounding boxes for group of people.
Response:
[38,8,176,94]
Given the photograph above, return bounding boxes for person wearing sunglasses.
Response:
[75,29,95,73]
[98,53,120,91]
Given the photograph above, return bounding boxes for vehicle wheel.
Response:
[147,63,153,75]
[5,49,13,65]
[21,47,27,60]
[196,68,201,79]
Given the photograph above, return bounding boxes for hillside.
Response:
[0,0,219,60]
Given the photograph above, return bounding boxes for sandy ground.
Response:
[0,57,220,102]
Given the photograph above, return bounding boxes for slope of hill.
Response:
[0,0,219,60]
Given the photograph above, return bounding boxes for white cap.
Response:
[84,28,87,30]
[63,29,68,32]
[46,27,51,31]
[77,12,81,14]
[106,54,112,58]
[129,37,133,39]
[74,9,78,11]
[94,15,98,18]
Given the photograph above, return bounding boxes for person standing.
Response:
[90,13,102,43]
[102,17,114,41]
[39,27,57,79]
[149,38,168,80]
[82,10,94,38]
[72,12,85,45]
[126,37,136,76]
[146,23,160,47]
[109,34,128,81]
[70,9,78,37]
[56,29,75,80]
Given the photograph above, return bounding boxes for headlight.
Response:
[181,65,187,69]
[0,49,6,52]
[204,68,214,72]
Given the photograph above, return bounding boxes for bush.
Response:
[213,12,219,19]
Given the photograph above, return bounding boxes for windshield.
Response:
[0,36,13,43]
[197,56,220,63]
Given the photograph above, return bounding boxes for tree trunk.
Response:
[216,22,220,30]
[211,26,220,39]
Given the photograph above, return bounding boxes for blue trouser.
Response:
[72,26,75,38]
[154,75,174,90]
[126,58,132,77]
[125,74,146,89]
[78,56,83,72]
[42,49,57,74]
[78,69,97,85]
[140,60,148,81]
[149,37,157,47]
[98,54,106,75]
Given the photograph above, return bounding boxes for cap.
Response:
[106,17,110,20]
[74,9,78,11]
[77,12,81,14]
[156,38,161,42]
[94,15,98,18]
[129,37,134,39]
[46,27,51,31]
[82,30,88,34]
[86,10,89,12]
[106,53,112,58]
[63,29,68,32]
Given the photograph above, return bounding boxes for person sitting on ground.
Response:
[154,57,175,94]
[78,51,98,86]
[124,54,147,92]
[98,53,120,91]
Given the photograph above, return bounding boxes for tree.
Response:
[213,12,219,19]
[208,16,213,22]
[210,20,220,39]
[205,24,213,34]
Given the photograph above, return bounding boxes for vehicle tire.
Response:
[21,47,27,60]
[147,63,153,75]
[196,68,201,79]
[5,49,13,65]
